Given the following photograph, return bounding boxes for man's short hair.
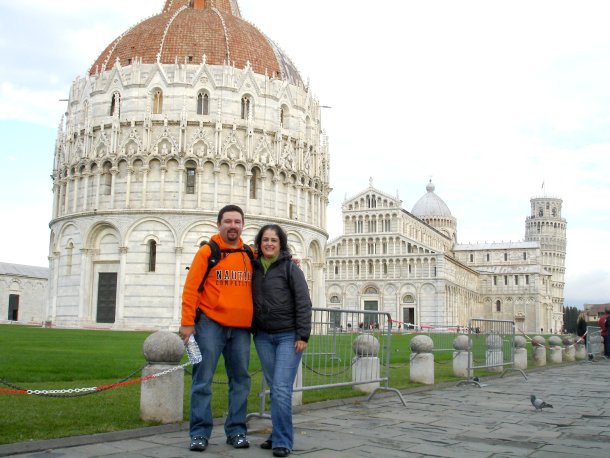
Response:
[217,204,245,224]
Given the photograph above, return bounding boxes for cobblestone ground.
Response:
[2,361,609,457]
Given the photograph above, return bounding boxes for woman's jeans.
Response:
[190,314,251,439]
[254,330,303,450]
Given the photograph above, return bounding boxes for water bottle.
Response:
[185,335,202,365]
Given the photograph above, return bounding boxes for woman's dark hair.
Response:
[255,224,289,254]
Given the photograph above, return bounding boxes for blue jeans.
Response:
[254,330,303,451]
[190,314,251,439]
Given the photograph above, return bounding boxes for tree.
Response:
[563,306,579,333]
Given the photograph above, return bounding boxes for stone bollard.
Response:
[140,331,184,423]
[352,334,380,393]
[486,333,503,373]
[563,336,576,362]
[532,336,547,367]
[513,335,527,370]
[548,335,562,363]
[410,335,434,385]
[452,335,472,378]
[575,339,587,360]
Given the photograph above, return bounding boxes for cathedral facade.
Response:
[46,0,330,330]
[325,181,566,334]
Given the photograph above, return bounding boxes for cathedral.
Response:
[46,0,329,330]
[325,180,566,334]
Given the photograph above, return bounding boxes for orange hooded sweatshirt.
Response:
[181,234,253,328]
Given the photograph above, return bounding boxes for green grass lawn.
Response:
[0,325,555,445]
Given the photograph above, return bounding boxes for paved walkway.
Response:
[2,361,610,457]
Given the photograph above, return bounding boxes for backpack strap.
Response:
[197,241,254,293]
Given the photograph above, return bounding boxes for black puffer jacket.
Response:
[252,251,312,342]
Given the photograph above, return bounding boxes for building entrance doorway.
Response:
[402,307,414,328]
[363,300,379,328]
[8,294,19,321]
[96,272,117,323]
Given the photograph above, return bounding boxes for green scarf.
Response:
[260,255,278,273]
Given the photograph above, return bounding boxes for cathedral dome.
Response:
[89,0,302,86]
[411,180,452,218]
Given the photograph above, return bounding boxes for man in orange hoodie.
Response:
[179,204,254,452]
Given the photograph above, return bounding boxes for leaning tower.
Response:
[47,0,330,330]
[525,195,567,331]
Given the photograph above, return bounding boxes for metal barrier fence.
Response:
[248,307,406,420]
[586,326,604,361]
[458,318,526,387]
[413,324,463,357]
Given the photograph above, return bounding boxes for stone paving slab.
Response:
[2,361,610,457]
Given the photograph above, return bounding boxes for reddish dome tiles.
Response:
[89,0,302,86]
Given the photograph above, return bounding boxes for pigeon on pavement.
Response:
[531,395,553,411]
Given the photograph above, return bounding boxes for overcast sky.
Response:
[1,0,609,307]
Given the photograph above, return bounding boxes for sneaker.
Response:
[190,436,208,452]
[273,447,291,457]
[260,439,273,449]
[226,434,250,449]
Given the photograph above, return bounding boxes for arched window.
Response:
[148,240,157,272]
[496,300,501,312]
[185,162,196,194]
[110,92,120,117]
[152,89,163,114]
[197,92,209,115]
[241,95,252,119]
[364,286,378,294]
[402,294,415,303]
[330,295,340,303]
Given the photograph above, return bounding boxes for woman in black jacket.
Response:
[252,224,312,458]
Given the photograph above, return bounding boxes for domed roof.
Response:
[89,0,302,86]
[411,180,452,218]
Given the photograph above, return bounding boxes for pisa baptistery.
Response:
[47,0,330,330]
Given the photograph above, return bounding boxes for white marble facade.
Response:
[325,182,566,334]
[47,53,330,330]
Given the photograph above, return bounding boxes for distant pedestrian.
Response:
[576,312,587,346]
[597,309,610,357]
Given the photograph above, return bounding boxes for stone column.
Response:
[563,336,576,362]
[452,335,472,378]
[410,335,434,385]
[352,334,380,393]
[548,335,562,363]
[513,335,527,370]
[486,333,503,373]
[140,331,184,423]
[532,336,547,367]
